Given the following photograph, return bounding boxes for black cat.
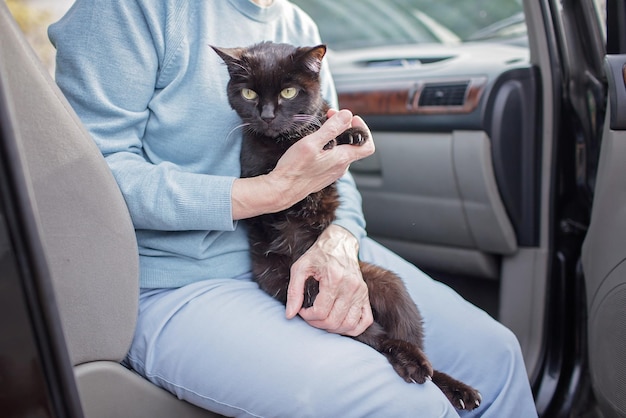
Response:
[212,41,481,411]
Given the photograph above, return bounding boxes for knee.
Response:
[473,321,526,376]
[290,358,459,418]
[468,323,535,412]
[494,334,538,415]
[495,325,526,367]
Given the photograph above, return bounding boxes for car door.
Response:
[293,1,607,416]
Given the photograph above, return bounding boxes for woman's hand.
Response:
[285,224,374,337]
[231,109,374,220]
[271,109,373,204]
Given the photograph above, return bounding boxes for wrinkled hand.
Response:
[286,225,373,336]
[232,109,374,220]
[271,109,374,207]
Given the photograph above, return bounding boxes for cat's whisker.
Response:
[226,122,251,142]
[293,114,323,127]
[284,114,324,139]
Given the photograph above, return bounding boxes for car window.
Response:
[290,0,527,50]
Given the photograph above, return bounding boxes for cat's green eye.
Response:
[280,87,298,100]
[241,88,258,100]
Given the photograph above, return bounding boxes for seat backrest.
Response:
[0,2,139,367]
[580,56,626,417]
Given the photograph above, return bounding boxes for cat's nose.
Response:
[261,104,276,122]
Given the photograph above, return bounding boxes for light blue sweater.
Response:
[49,0,366,288]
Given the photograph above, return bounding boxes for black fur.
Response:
[212,41,481,410]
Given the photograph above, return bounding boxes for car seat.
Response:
[580,56,626,418]
[0,3,223,417]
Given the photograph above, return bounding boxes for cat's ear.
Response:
[296,44,327,74]
[210,45,245,66]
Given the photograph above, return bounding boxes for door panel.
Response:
[334,51,540,282]
[351,130,516,279]
[324,5,546,377]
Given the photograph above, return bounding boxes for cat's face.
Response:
[212,42,326,138]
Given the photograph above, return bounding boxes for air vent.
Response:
[365,56,452,68]
[418,82,469,107]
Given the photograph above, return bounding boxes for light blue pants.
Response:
[126,238,538,417]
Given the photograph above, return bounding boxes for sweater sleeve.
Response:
[49,0,236,232]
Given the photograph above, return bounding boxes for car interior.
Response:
[296,0,554,387]
[1,0,625,417]
[299,3,612,417]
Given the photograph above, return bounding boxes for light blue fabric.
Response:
[49,0,364,289]
[126,238,537,417]
[50,0,537,416]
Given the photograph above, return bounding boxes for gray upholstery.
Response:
[581,102,626,417]
[0,4,222,417]
[75,362,214,418]
[352,130,517,279]
[1,0,138,368]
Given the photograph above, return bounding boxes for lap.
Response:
[359,238,508,373]
[359,238,536,417]
[127,278,456,417]
[126,237,535,417]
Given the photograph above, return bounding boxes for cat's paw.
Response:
[302,276,319,308]
[336,127,368,146]
[432,371,482,411]
[381,340,433,384]
[450,386,482,411]
[322,139,336,150]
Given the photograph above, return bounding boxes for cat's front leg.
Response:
[379,339,434,384]
[353,324,434,385]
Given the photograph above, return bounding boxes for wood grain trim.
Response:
[338,77,487,116]
[339,90,413,115]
